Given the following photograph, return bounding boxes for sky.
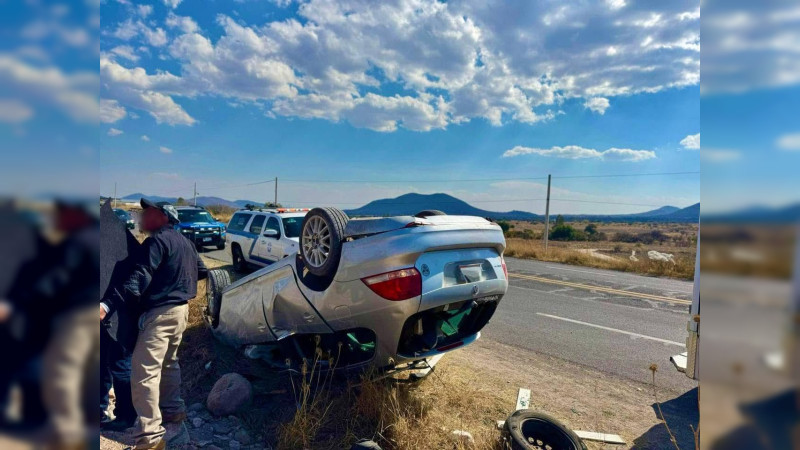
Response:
[92,0,703,215]
[2,0,707,215]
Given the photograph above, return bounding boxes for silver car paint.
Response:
[212,215,508,368]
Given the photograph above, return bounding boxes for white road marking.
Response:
[545,265,617,276]
[536,312,684,347]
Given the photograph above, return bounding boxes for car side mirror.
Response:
[263,229,278,237]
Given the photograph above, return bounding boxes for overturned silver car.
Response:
[204,207,508,374]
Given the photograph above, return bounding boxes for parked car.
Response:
[225,208,307,271]
[205,207,508,376]
[174,206,227,250]
[113,208,135,229]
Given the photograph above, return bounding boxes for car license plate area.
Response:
[203,237,212,242]
[442,260,496,287]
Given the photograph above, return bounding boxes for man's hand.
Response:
[99,304,107,321]
[0,301,12,323]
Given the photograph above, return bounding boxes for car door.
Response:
[248,215,268,262]
[263,216,284,261]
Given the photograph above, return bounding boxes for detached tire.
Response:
[414,210,445,218]
[206,269,231,329]
[505,410,587,450]
[300,207,348,277]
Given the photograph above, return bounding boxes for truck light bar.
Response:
[276,208,310,213]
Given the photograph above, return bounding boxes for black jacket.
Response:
[103,226,208,314]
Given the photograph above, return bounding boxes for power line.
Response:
[553,171,700,179]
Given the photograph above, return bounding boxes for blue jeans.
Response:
[100,326,135,420]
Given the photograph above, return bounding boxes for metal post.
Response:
[194,182,197,206]
[543,174,551,253]
[274,177,278,206]
[113,182,117,209]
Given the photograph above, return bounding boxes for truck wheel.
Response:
[217,241,226,250]
[505,410,587,450]
[414,210,445,218]
[300,207,348,277]
[206,269,231,329]
[231,245,247,273]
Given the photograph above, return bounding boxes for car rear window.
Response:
[228,213,252,232]
[249,215,266,234]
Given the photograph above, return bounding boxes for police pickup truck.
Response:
[225,208,307,271]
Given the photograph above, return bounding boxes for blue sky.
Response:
[1,0,705,214]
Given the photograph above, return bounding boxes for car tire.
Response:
[231,245,247,273]
[414,209,446,218]
[300,207,348,278]
[206,269,231,329]
[217,241,226,250]
[505,410,587,450]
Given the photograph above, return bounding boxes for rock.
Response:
[234,429,251,445]
[206,446,223,450]
[450,430,474,448]
[192,417,204,428]
[207,373,252,416]
[213,421,232,435]
[229,440,241,450]
[350,439,382,450]
[189,402,205,413]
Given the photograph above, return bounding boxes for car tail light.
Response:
[361,267,422,301]
[501,257,508,279]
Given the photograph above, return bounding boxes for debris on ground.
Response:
[450,430,475,448]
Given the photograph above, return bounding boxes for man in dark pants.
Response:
[99,327,135,430]
[100,199,207,450]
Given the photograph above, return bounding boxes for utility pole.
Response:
[113,182,117,209]
[543,174,551,253]
[194,182,197,206]
[274,177,278,206]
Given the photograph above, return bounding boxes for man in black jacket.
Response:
[100,199,207,450]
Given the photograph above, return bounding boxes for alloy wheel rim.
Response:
[302,216,331,268]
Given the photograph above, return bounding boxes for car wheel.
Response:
[231,245,246,272]
[505,410,587,450]
[217,241,226,250]
[414,209,446,218]
[300,207,348,277]
[206,269,231,329]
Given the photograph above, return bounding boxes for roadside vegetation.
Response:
[500,219,697,280]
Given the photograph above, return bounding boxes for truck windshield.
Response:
[282,217,302,238]
[178,210,214,223]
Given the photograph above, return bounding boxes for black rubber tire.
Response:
[231,245,247,273]
[206,269,231,329]
[505,410,587,450]
[299,207,348,278]
[216,241,225,250]
[414,209,446,218]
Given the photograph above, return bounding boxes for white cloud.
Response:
[0,99,34,123]
[680,133,700,150]
[137,5,153,18]
[99,0,698,131]
[159,146,173,154]
[100,98,127,123]
[0,56,98,123]
[776,132,800,151]
[107,127,124,136]
[165,13,198,34]
[503,145,656,162]
[163,0,183,9]
[584,97,610,114]
[702,149,741,162]
[109,45,139,62]
[141,135,150,141]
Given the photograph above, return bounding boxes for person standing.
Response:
[100,199,207,450]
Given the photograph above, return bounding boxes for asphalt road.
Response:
[200,246,697,392]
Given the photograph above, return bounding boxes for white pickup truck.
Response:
[225,208,308,271]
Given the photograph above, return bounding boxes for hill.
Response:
[344,193,539,220]
[120,193,261,209]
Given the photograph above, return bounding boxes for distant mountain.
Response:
[344,193,540,220]
[662,203,700,221]
[704,203,800,223]
[120,193,261,209]
[630,205,680,217]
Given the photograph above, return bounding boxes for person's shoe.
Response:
[161,411,186,424]
[101,416,136,432]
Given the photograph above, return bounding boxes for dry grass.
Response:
[505,238,695,280]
